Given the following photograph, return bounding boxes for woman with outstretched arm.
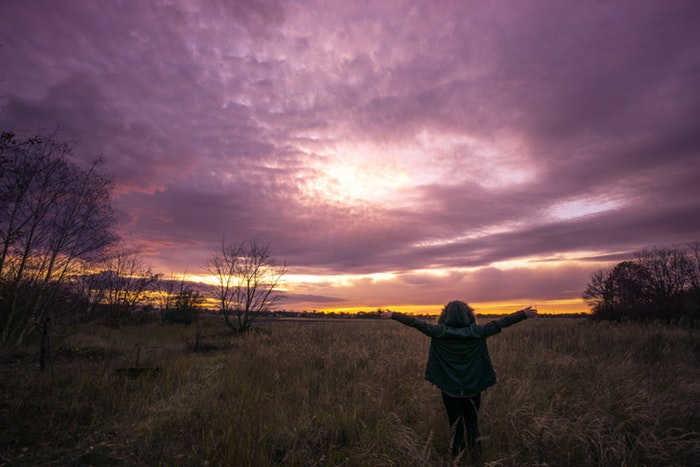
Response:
[380,301,537,460]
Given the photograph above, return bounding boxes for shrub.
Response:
[163,308,197,325]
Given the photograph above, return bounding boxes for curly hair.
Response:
[438,300,476,327]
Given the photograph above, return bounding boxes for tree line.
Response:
[583,244,700,324]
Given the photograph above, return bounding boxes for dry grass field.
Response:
[1,316,699,466]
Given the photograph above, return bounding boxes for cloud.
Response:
[278,293,346,305]
[286,262,602,306]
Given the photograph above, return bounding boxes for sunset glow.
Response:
[319,299,588,316]
[308,154,413,205]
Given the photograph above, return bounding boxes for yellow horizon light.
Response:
[318,298,589,315]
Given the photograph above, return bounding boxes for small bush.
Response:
[103,307,159,327]
[163,308,197,325]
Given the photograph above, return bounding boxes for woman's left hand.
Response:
[520,306,538,318]
[379,311,393,319]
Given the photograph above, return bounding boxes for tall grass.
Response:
[1,318,698,465]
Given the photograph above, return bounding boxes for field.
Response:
[1,317,699,466]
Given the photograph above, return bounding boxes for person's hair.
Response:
[438,300,476,327]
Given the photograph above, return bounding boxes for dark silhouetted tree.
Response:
[208,240,286,332]
[99,250,160,324]
[634,247,695,315]
[164,277,204,325]
[584,244,700,323]
[0,132,117,354]
[155,273,179,322]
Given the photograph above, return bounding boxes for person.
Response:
[380,301,537,459]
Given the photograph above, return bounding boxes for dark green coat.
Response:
[392,311,528,397]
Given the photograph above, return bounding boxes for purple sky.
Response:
[2,1,700,312]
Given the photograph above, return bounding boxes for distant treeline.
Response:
[236,310,589,320]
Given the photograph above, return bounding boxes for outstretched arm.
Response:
[478,306,537,337]
[380,307,537,339]
[379,310,445,338]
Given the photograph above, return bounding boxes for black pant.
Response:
[441,391,481,457]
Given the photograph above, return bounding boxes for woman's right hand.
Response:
[520,306,538,318]
[379,310,393,319]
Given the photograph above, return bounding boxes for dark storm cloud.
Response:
[2,0,699,305]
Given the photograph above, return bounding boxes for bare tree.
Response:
[154,273,179,322]
[584,244,699,322]
[70,260,108,321]
[100,251,160,323]
[0,132,45,278]
[40,159,116,283]
[0,132,117,349]
[166,277,205,326]
[688,241,700,290]
[0,132,72,282]
[582,264,648,321]
[208,240,286,332]
[634,247,694,307]
[208,241,240,330]
[583,270,611,310]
